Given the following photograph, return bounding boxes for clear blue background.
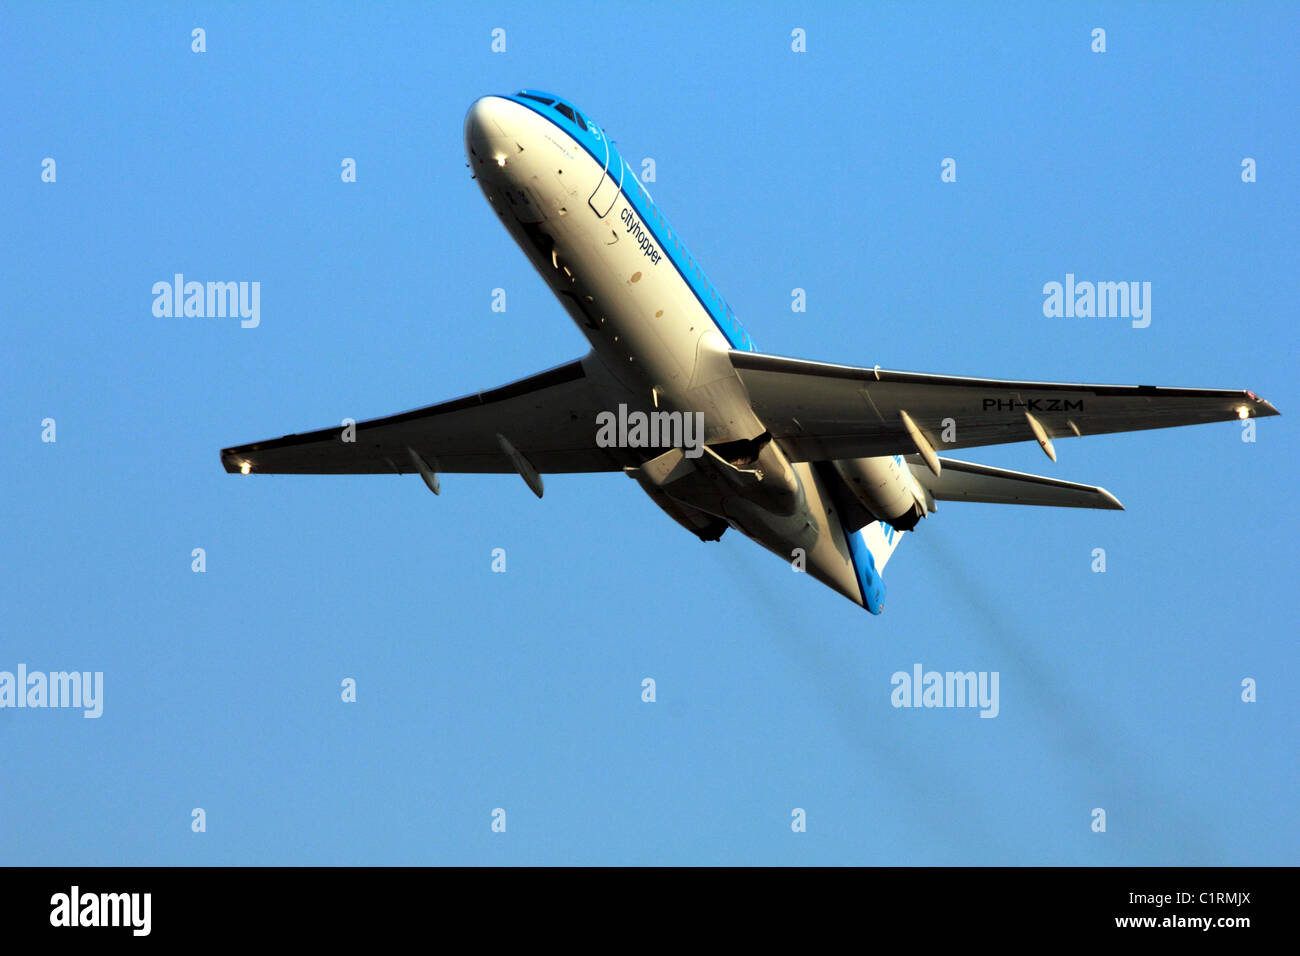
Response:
[2,1,1295,865]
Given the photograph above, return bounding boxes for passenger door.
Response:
[586,122,623,219]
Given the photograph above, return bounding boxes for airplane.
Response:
[221,90,1279,614]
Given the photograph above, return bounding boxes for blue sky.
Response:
[2,1,1295,865]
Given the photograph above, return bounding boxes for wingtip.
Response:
[1244,391,1280,418]
[221,448,250,474]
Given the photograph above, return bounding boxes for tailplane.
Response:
[906,456,1124,510]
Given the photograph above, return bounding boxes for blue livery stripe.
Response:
[844,523,887,615]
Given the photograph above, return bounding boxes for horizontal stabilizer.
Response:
[907,456,1124,510]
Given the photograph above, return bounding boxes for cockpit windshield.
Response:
[517,91,592,133]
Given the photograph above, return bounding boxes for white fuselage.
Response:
[464,95,874,608]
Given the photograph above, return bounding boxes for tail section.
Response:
[845,519,904,615]
[837,456,1119,615]
[820,456,1119,615]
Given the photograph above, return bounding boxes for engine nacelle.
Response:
[832,455,930,531]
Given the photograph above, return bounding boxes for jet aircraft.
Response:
[222,91,1279,612]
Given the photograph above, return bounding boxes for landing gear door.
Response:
[587,123,623,219]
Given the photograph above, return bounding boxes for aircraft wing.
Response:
[221,357,630,476]
[730,351,1279,462]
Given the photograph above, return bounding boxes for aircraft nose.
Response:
[464,95,514,159]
